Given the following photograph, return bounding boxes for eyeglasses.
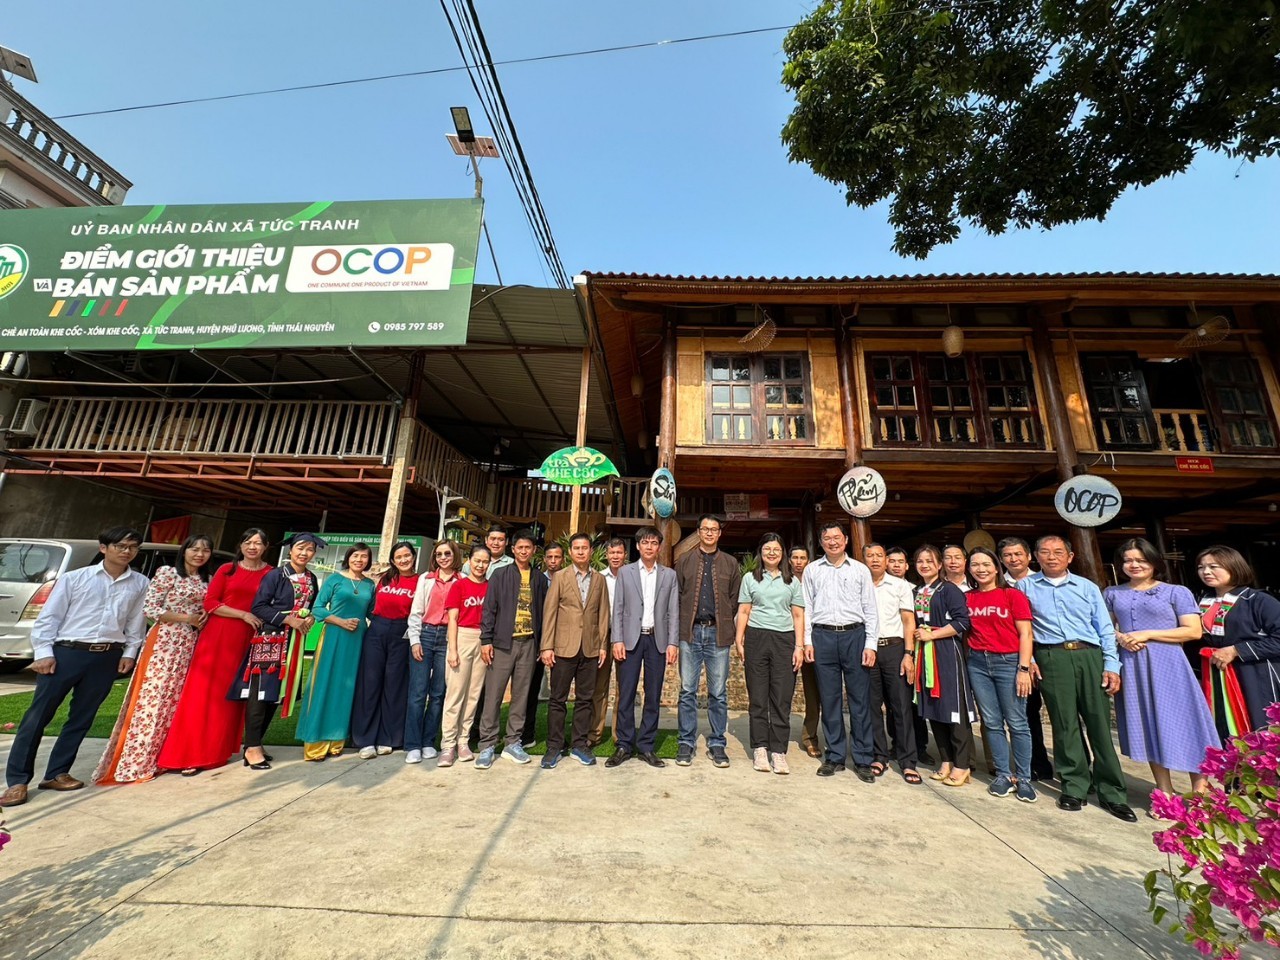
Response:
[698,526,720,534]
[108,542,140,552]
[433,551,452,558]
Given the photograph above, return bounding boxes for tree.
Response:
[780,0,1280,258]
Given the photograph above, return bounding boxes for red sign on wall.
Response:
[1175,456,1215,474]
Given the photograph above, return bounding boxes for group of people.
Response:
[2,518,1278,826]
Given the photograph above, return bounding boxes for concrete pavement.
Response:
[1,710,1201,960]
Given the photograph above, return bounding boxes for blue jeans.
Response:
[967,650,1031,781]
[404,624,448,752]
[678,625,729,749]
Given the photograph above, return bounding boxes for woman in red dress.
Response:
[157,529,272,774]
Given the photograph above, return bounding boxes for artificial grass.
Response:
[0,664,680,758]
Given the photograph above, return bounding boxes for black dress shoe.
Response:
[853,765,877,783]
[1057,795,1086,811]
[604,749,632,768]
[1099,799,1138,823]
[637,751,666,768]
[816,762,838,777]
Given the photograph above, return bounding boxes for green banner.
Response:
[0,199,481,350]
[538,446,620,486]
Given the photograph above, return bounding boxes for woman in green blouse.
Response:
[297,543,377,760]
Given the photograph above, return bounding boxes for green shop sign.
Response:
[0,198,482,350]
[539,446,619,486]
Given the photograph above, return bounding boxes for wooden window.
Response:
[1201,355,1277,452]
[1082,354,1155,450]
[866,352,1041,448]
[705,353,812,446]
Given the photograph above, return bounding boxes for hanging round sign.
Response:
[836,466,887,518]
[648,466,677,519]
[1054,475,1122,528]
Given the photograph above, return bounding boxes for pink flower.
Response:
[1194,938,1215,956]
[1151,790,1190,821]
[0,831,10,853]
[1264,701,1280,725]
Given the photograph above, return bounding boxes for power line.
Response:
[45,22,815,122]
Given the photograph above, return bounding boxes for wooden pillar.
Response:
[658,319,677,566]
[568,344,592,535]
[1144,513,1176,584]
[836,320,871,556]
[378,351,426,563]
[1030,311,1105,584]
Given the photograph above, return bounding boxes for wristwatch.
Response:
[1017,665,1031,673]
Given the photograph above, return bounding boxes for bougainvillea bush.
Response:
[1146,702,1280,958]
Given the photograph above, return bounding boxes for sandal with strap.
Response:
[902,769,923,785]
[870,762,887,778]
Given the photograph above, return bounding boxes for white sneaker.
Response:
[376,745,393,756]
[753,747,771,772]
[358,746,377,759]
[422,747,439,760]
[405,749,423,765]
[771,753,790,775]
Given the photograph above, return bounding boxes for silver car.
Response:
[0,538,233,671]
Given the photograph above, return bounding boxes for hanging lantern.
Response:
[942,324,964,358]
[630,373,645,398]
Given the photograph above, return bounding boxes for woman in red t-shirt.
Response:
[352,541,421,759]
[965,547,1037,803]
[437,546,491,768]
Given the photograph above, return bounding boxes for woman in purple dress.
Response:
[1103,538,1218,805]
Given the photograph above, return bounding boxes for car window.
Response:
[0,542,67,584]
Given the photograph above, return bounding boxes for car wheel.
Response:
[0,659,33,674]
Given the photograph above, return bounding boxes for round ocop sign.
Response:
[836,466,886,518]
[648,467,676,519]
[1054,475,1122,528]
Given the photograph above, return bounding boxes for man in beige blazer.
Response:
[540,533,611,768]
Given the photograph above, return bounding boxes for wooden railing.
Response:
[408,426,488,505]
[1154,409,1215,453]
[27,396,401,460]
[492,477,609,521]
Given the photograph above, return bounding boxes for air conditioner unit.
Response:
[9,398,49,437]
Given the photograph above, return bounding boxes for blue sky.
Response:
[7,1,1278,286]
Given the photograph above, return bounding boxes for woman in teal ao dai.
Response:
[297,543,376,760]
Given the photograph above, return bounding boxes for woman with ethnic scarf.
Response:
[911,544,975,787]
[230,532,322,770]
[1196,545,1280,738]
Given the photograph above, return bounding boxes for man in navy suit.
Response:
[606,526,680,768]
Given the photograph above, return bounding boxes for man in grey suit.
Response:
[606,526,680,769]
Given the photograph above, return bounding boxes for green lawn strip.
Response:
[0,663,679,758]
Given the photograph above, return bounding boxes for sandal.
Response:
[942,770,972,787]
[929,768,951,782]
[870,762,887,778]
[902,769,923,785]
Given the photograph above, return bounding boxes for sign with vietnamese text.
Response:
[0,199,482,350]
[1175,456,1215,474]
[648,467,676,519]
[539,446,619,486]
[837,466,886,518]
[1054,475,1122,528]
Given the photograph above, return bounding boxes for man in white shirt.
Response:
[802,521,880,781]
[3,526,149,807]
[606,527,679,768]
[588,539,628,747]
[863,543,920,784]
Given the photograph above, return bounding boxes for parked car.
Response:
[0,538,234,672]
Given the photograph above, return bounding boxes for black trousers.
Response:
[351,615,409,749]
[743,627,797,754]
[547,651,598,754]
[868,639,917,768]
[6,645,119,786]
[243,672,278,750]
[614,633,666,753]
[930,718,974,770]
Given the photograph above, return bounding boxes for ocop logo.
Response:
[285,242,454,293]
[0,244,29,300]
